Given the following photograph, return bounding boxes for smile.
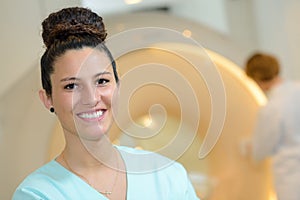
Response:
[77,110,104,120]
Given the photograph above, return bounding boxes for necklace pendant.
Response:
[103,191,112,195]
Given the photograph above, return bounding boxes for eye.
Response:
[64,83,78,90]
[97,78,110,86]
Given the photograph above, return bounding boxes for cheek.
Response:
[99,86,118,101]
[52,92,73,110]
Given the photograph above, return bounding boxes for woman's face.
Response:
[44,47,118,141]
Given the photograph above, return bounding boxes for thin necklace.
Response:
[62,152,119,197]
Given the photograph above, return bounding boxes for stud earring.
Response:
[50,107,55,113]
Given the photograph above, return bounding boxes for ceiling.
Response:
[81,0,174,15]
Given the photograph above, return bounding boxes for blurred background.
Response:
[1,0,299,199]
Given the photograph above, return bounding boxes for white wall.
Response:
[253,0,300,80]
[0,0,42,97]
[171,0,259,67]
[224,0,258,53]
[171,0,229,35]
[172,0,300,79]
[0,1,42,198]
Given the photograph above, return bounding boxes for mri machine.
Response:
[48,31,274,200]
[2,11,276,200]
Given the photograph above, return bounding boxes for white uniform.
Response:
[252,81,300,200]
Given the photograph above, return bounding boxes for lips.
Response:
[77,109,105,121]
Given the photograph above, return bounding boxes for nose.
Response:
[80,85,100,106]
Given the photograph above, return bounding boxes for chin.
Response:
[75,125,107,139]
[79,132,108,142]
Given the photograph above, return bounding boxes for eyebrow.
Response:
[60,72,112,82]
[94,71,112,77]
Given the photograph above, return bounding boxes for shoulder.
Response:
[116,145,189,186]
[15,160,59,186]
[116,146,199,199]
[266,81,300,109]
[270,81,300,98]
[116,145,176,173]
[12,160,65,199]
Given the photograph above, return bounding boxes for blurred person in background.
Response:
[245,52,300,200]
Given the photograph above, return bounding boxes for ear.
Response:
[39,89,53,110]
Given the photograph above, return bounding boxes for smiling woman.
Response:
[12,6,199,200]
[43,48,117,141]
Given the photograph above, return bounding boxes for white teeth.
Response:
[79,110,103,119]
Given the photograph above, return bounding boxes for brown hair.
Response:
[245,52,280,82]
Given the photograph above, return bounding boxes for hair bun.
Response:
[42,7,107,49]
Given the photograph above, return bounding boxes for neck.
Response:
[273,76,282,86]
[63,131,116,169]
[61,138,122,198]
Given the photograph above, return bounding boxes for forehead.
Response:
[53,47,113,77]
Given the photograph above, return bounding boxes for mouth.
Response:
[77,109,105,121]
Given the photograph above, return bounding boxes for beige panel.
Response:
[47,120,65,161]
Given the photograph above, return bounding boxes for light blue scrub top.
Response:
[13,146,200,200]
